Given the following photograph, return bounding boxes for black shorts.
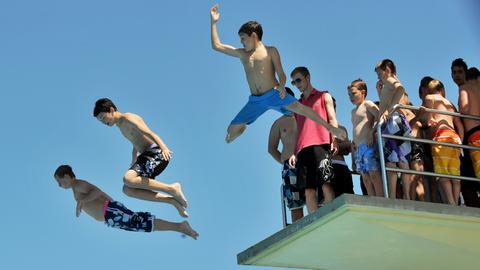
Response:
[296,145,333,189]
[410,142,425,163]
[332,162,354,196]
[130,146,169,178]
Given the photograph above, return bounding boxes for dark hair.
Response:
[285,87,295,97]
[348,78,368,97]
[93,98,117,117]
[376,59,397,75]
[466,67,480,81]
[290,66,310,78]
[418,76,434,98]
[54,165,75,178]
[451,58,468,73]
[238,21,263,41]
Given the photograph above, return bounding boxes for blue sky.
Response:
[0,1,478,269]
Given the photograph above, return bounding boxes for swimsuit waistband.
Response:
[465,125,480,140]
[248,88,278,101]
[331,160,347,166]
[102,200,110,217]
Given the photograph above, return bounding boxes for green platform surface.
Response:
[237,194,480,270]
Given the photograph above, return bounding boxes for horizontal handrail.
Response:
[396,104,480,121]
[386,167,480,182]
[381,134,480,151]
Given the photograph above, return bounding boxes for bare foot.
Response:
[172,199,189,218]
[172,183,188,208]
[180,221,199,240]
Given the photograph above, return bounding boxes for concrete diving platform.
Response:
[237,194,480,270]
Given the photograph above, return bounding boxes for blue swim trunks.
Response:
[230,88,297,125]
[103,200,154,232]
[355,144,380,174]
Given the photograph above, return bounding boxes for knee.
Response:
[123,170,138,186]
[122,185,136,197]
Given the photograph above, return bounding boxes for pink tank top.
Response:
[295,89,332,154]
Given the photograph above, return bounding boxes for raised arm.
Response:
[210,4,241,57]
[268,120,282,164]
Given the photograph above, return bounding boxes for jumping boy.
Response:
[210,4,346,143]
[93,98,188,217]
[53,165,198,239]
[348,79,384,197]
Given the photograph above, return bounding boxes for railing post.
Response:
[377,119,389,199]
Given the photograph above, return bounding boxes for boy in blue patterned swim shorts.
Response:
[348,79,384,197]
[210,4,346,143]
[53,165,198,239]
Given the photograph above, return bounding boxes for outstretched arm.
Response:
[268,121,282,164]
[210,4,241,58]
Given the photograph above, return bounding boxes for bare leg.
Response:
[123,170,188,207]
[386,162,397,199]
[369,171,385,197]
[285,102,347,140]
[305,188,318,214]
[453,179,461,205]
[123,186,188,217]
[226,124,246,143]
[399,161,413,200]
[291,208,304,223]
[410,161,424,200]
[439,178,456,205]
[361,173,375,196]
[153,219,199,240]
[322,183,335,204]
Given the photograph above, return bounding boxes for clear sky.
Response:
[1,1,479,269]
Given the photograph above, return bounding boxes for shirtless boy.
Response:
[422,80,464,205]
[93,98,188,217]
[375,59,414,199]
[268,87,304,222]
[348,79,383,196]
[53,165,198,239]
[210,4,345,143]
[459,67,480,206]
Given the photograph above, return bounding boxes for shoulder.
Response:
[123,112,143,122]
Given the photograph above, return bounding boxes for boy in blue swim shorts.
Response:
[348,79,384,197]
[53,165,198,239]
[210,4,346,143]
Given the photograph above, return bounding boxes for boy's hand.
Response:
[288,154,296,168]
[331,140,338,155]
[76,201,84,217]
[210,4,220,23]
[276,85,286,99]
[161,147,173,161]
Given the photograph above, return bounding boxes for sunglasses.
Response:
[291,78,302,85]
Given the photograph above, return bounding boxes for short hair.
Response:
[285,87,295,97]
[451,58,468,73]
[427,79,445,94]
[238,21,263,41]
[54,165,75,178]
[290,66,310,78]
[418,76,434,98]
[466,67,480,81]
[348,78,368,97]
[376,59,397,75]
[93,98,117,117]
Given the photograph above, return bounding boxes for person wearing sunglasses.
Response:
[210,4,346,144]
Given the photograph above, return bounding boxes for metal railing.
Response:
[280,104,480,227]
[376,104,480,199]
